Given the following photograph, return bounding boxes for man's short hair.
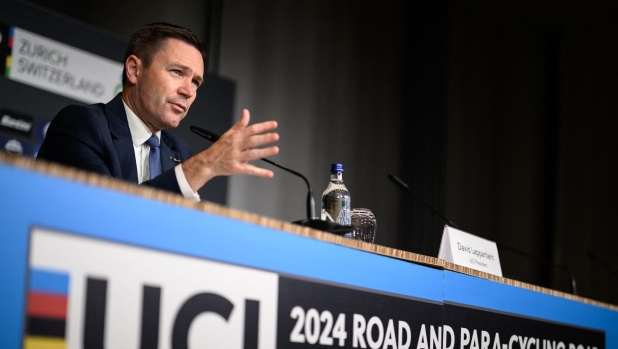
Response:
[122,22,207,86]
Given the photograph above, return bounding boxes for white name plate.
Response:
[438,226,503,277]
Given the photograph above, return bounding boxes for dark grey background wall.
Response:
[7,0,618,305]
[445,0,618,304]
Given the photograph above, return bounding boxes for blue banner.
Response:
[0,162,615,349]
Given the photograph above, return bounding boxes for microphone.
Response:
[388,173,578,295]
[190,125,352,235]
[388,174,459,228]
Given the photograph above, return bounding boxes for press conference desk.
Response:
[0,153,616,349]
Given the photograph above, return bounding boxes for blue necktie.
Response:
[146,135,161,179]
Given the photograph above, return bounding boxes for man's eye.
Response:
[171,69,181,75]
[192,80,200,88]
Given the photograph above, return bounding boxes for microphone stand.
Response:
[190,125,352,235]
[388,173,578,295]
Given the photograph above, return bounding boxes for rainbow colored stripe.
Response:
[5,26,14,78]
[23,268,69,349]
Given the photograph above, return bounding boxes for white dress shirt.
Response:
[122,100,200,201]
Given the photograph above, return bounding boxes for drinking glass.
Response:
[348,208,377,243]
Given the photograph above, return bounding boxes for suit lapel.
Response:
[106,94,138,183]
[113,138,138,183]
[160,133,179,173]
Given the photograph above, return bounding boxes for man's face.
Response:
[133,38,204,131]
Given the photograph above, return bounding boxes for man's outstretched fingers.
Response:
[243,120,278,137]
[240,146,280,162]
[183,108,281,191]
[242,163,275,178]
[241,133,280,149]
[230,109,251,131]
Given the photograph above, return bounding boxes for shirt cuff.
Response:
[175,164,201,201]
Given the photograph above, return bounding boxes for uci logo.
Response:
[83,278,260,349]
[28,229,280,349]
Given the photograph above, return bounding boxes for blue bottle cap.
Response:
[330,163,344,174]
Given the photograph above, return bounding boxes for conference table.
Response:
[0,153,616,349]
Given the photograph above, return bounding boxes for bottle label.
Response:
[336,201,350,225]
[321,197,350,225]
[321,181,351,225]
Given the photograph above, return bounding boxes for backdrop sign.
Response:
[443,303,604,349]
[277,276,443,349]
[26,228,605,349]
[0,134,29,155]
[3,26,123,103]
[0,162,613,348]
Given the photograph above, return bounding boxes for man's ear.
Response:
[125,55,141,85]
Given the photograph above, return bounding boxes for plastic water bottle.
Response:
[321,163,351,225]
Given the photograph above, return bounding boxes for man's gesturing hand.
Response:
[182,109,279,192]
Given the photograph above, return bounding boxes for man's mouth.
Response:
[170,102,187,113]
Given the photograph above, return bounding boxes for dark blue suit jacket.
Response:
[37,94,192,194]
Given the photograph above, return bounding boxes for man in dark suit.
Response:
[38,23,279,200]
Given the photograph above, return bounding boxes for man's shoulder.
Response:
[52,104,107,128]
[54,92,124,125]
[41,101,114,150]
[54,102,106,123]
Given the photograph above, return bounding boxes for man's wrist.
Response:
[174,165,200,201]
[180,154,216,192]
